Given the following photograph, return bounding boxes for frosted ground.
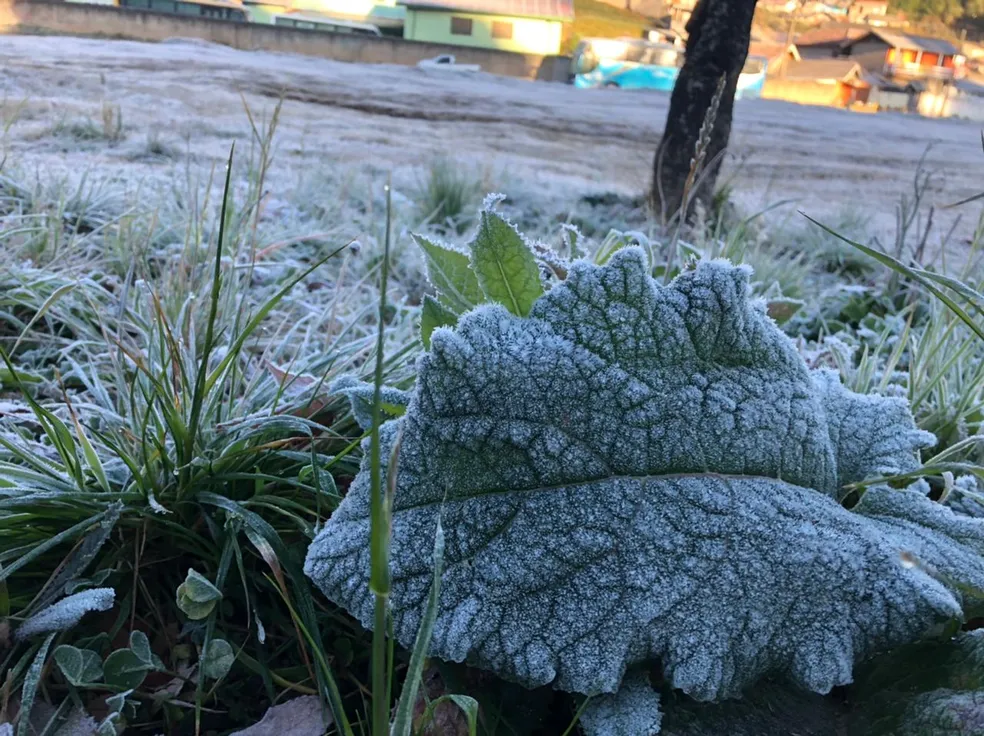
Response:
[0,34,981,253]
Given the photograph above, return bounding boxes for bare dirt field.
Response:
[1,34,981,249]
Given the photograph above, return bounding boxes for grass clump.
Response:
[414,157,490,235]
[0,128,424,733]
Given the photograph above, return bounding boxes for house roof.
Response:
[782,58,864,81]
[748,42,800,62]
[955,79,984,96]
[794,24,869,47]
[399,0,574,21]
[844,30,960,55]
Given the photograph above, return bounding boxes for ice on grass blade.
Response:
[306,247,984,727]
[16,633,56,736]
[15,588,115,641]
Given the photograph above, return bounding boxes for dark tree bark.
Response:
[651,0,759,221]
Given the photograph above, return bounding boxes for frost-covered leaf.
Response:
[103,649,150,690]
[330,375,410,431]
[176,569,221,620]
[52,706,99,736]
[228,695,329,736]
[305,250,984,708]
[54,645,104,686]
[420,294,458,349]
[201,638,235,680]
[414,234,484,314]
[15,588,115,641]
[851,630,984,735]
[579,671,661,736]
[469,208,543,317]
[37,502,120,610]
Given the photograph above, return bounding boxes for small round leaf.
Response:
[201,638,235,680]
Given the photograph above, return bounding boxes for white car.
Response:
[417,54,481,73]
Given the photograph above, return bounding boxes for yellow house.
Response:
[401,0,574,56]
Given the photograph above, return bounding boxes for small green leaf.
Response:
[420,294,458,349]
[419,694,479,736]
[470,209,543,316]
[128,630,163,669]
[54,645,104,686]
[413,234,484,313]
[103,648,150,690]
[201,638,235,680]
[176,569,222,620]
[766,298,804,325]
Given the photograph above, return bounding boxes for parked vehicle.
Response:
[417,55,481,73]
[571,38,682,91]
[571,37,768,100]
[737,56,768,99]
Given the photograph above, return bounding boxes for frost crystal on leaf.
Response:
[305,250,984,717]
[15,588,115,641]
[330,375,411,431]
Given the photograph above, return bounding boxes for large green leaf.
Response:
[413,234,484,314]
[306,250,984,720]
[469,209,543,316]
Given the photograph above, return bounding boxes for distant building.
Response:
[864,73,921,112]
[748,41,801,74]
[847,0,887,22]
[668,0,695,25]
[758,0,799,13]
[244,0,405,29]
[119,0,247,21]
[837,29,963,81]
[931,79,984,121]
[795,24,870,58]
[762,58,868,107]
[399,0,574,55]
[594,0,665,17]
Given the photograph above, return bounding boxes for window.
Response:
[450,16,472,35]
[492,20,513,39]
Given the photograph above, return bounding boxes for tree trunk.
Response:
[651,0,758,222]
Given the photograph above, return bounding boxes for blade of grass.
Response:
[802,214,984,342]
[370,177,394,736]
[390,518,444,736]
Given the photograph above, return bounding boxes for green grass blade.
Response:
[16,633,56,736]
[390,519,444,736]
[370,177,395,736]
